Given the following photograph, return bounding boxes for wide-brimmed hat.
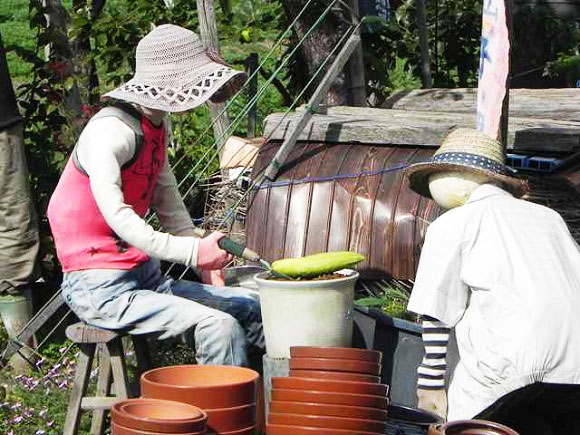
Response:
[102,24,246,113]
[405,128,528,198]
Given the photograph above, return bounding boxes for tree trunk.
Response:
[282,0,350,106]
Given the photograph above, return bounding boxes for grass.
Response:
[0,0,37,83]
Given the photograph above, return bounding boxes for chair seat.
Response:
[65,323,118,344]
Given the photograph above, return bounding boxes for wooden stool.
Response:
[63,322,152,435]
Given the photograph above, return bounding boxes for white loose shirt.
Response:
[76,115,199,268]
[407,184,580,420]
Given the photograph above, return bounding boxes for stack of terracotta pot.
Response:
[141,365,259,435]
[267,346,388,435]
[111,398,208,435]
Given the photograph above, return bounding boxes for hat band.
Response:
[433,152,515,176]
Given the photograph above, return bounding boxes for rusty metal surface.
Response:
[246,141,580,280]
[246,142,442,280]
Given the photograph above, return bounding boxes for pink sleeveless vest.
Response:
[47,112,166,272]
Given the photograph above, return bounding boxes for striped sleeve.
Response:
[417,316,450,390]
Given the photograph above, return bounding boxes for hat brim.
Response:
[101,61,247,113]
[405,161,529,199]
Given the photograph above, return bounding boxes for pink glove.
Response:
[197,231,233,270]
[417,388,448,420]
[201,269,226,287]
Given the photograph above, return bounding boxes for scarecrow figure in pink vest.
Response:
[405,128,580,434]
[48,24,263,366]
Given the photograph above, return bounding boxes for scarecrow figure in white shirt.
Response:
[405,128,580,435]
[47,25,264,367]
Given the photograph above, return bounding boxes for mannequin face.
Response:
[428,171,489,210]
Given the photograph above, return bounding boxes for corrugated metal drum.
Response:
[246,141,441,280]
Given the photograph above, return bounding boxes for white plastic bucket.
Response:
[254,269,359,358]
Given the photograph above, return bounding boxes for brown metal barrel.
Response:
[246,141,442,280]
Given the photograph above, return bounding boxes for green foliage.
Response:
[355,284,414,320]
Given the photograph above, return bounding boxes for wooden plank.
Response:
[415,0,432,88]
[263,106,580,152]
[89,344,111,435]
[81,397,121,411]
[107,338,130,399]
[63,343,96,435]
[65,323,118,344]
[384,88,580,122]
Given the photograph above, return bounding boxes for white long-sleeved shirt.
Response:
[75,115,199,267]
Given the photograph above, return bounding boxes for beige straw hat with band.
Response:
[102,24,246,113]
[405,128,528,198]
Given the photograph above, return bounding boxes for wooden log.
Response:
[263,106,580,153]
[383,88,580,123]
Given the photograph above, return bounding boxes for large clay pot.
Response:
[289,369,381,384]
[289,356,381,375]
[271,388,387,409]
[270,400,388,421]
[428,420,520,435]
[266,424,378,434]
[272,376,388,397]
[204,403,256,432]
[290,346,382,363]
[141,365,259,409]
[269,412,385,432]
[208,424,257,435]
[112,399,207,433]
[111,421,206,435]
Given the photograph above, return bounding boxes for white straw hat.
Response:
[102,24,246,113]
[405,128,528,198]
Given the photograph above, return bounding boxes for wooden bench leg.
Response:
[107,337,130,398]
[90,343,112,435]
[63,343,96,435]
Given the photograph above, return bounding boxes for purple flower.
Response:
[10,402,22,410]
[35,358,45,367]
[39,408,48,418]
[47,420,54,427]
[58,380,68,389]
[59,346,67,353]
[13,415,23,424]
[36,431,46,435]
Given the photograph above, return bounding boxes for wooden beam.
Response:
[263,106,580,153]
[383,88,580,123]
[345,0,367,106]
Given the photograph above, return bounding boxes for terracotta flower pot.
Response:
[205,403,256,433]
[289,357,381,375]
[290,346,382,364]
[207,424,257,435]
[272,376,388,397]
[111,421,206,435]
[269,412,385,433]
[271,388,387,409]
[270,400,388,421]
[289,369,381,384]
[141,365,259,409]
[429,420,520,435]
[266,423,378,435]
[112,399,207,434]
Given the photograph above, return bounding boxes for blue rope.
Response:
[253,163,413,190]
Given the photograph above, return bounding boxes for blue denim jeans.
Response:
[61,259,264,366]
